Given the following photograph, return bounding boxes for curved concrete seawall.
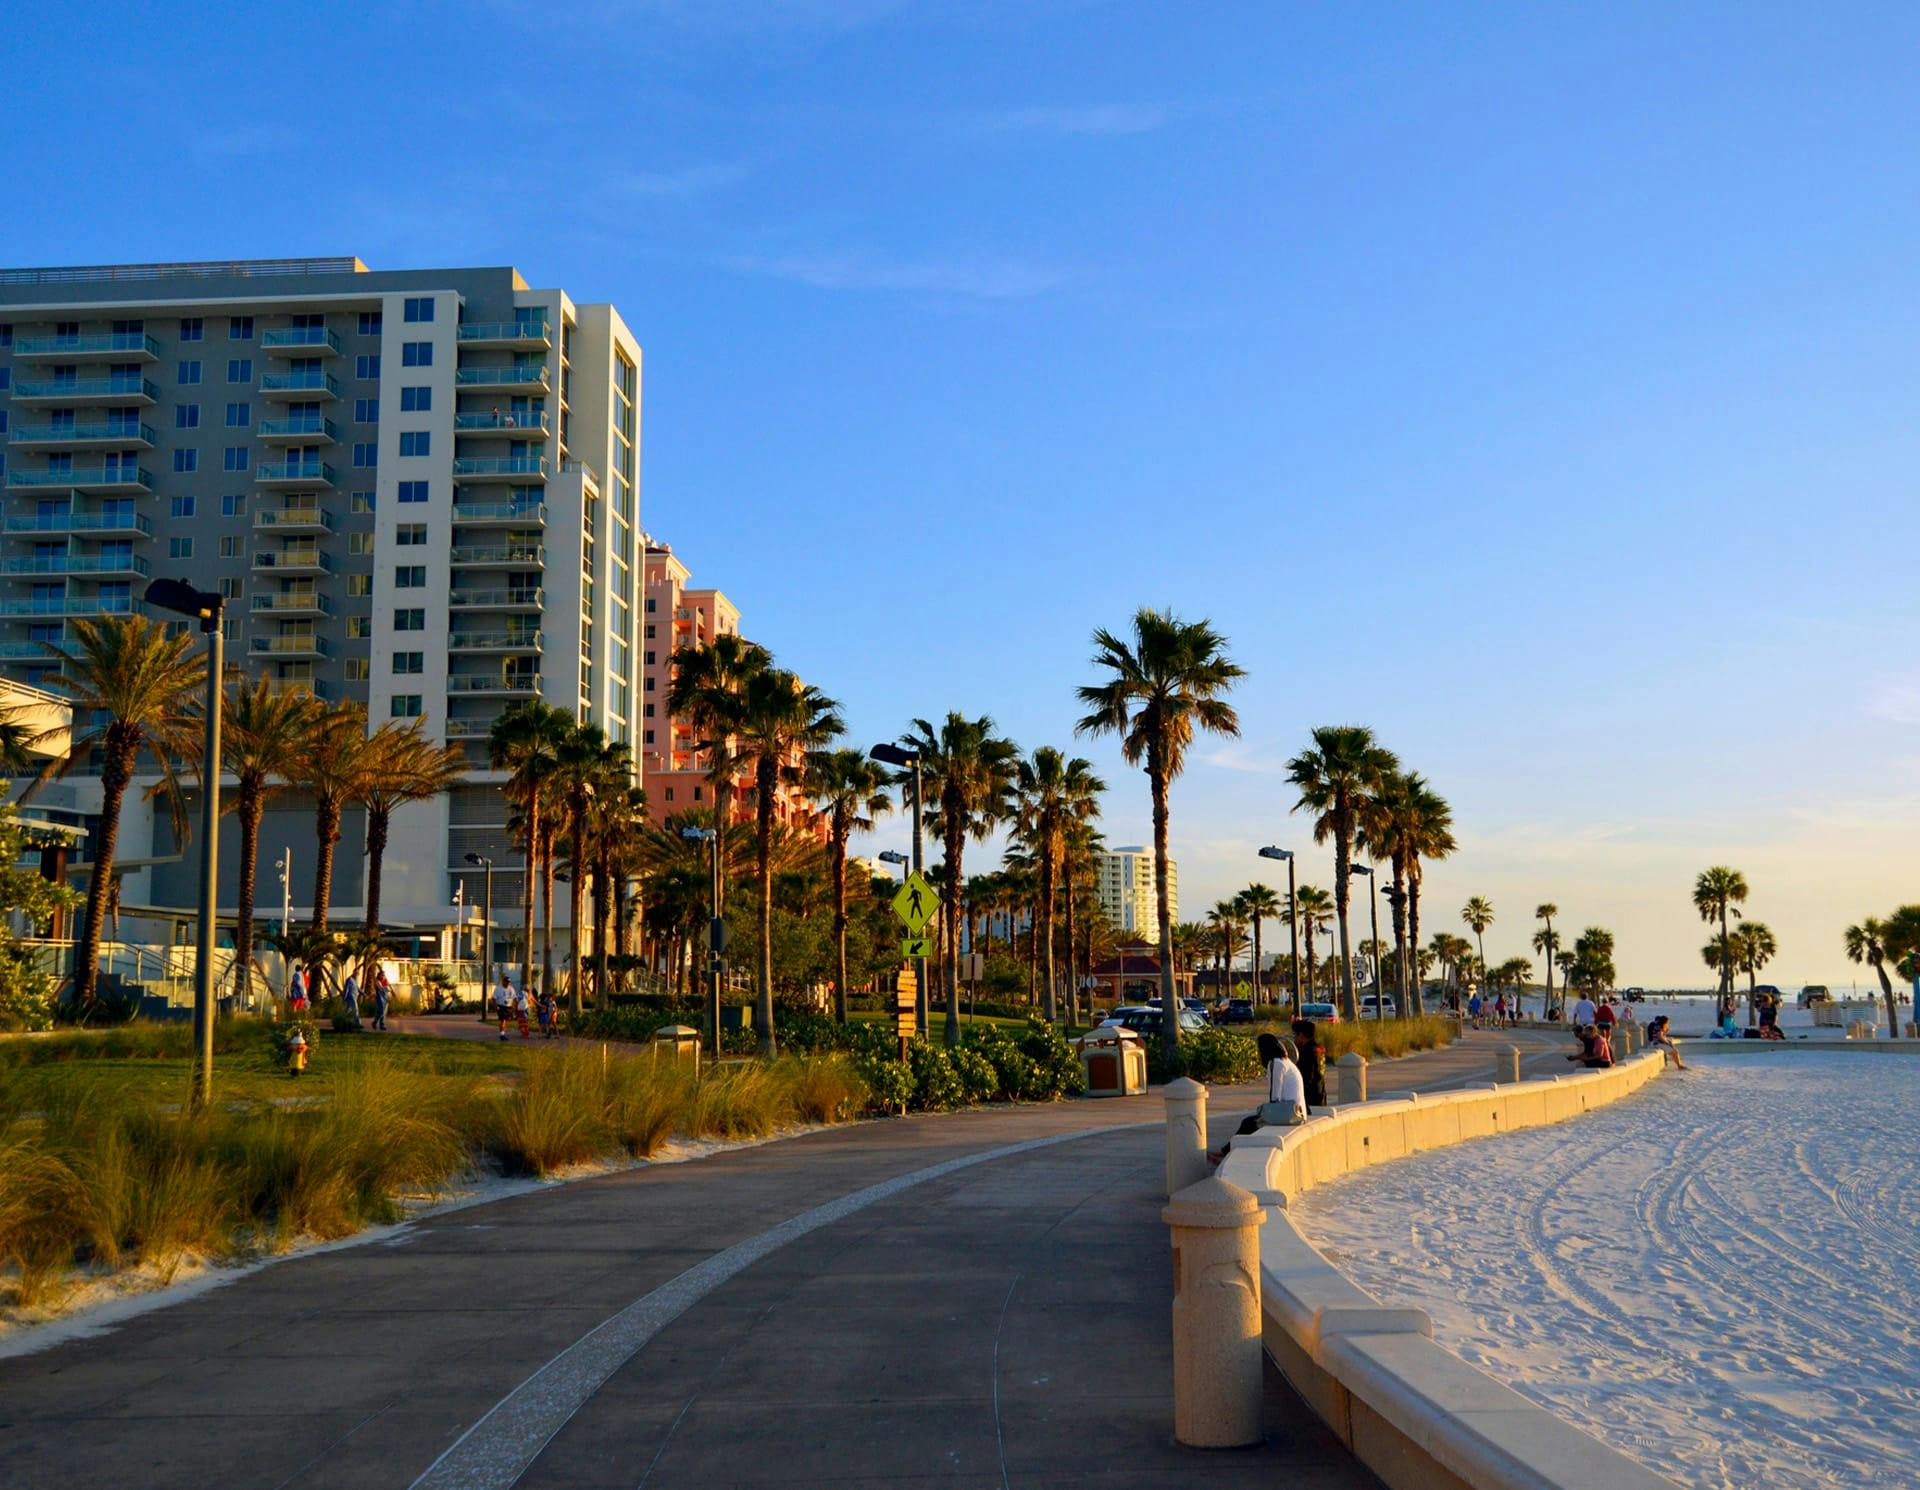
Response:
[1217,1051,1676,1490]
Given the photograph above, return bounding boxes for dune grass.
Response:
[1312,1015,1458,1062]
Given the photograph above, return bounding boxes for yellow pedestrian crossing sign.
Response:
[892,871,939,932]
[901,934,933,961]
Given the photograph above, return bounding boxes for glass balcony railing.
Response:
[259,371,342,397]
[252,508,335,532]
[257,416,340,441]
[13,378,159,402]
[12,332,161,358]
[448,631,543,653]
[451,501,545,524]
[456,319,551,344]
[9,422,156,446]
[0,594,140,616]
[7,466,153,491]
[454,366,548,387]
[251,550,333,573]
[448,587,544,609]
[249,635,330,657]
[4,511,153,536]
[450,457,548,480]
[256,461,337,485]
[452,411,550,435]
[447,675,541,694]
[0,554,149,576]
[450,543,545,566]
[250,592,332,614]
[261,327,344,354]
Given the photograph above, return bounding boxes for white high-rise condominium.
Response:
[1095,846,1178,935]
[0,257,642,950]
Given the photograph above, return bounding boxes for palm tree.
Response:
[1076,607,1243,1058]
[738,668,842,1055]
[1207,898,1247,989]
[38,617,202,1014]
[1572,927,1617,1001]
[1729,920,1777,1020]
[1461,896,1494,1001]
[807,747,893,1023]
[1061,814,1105,1023]
[1398,777,1454,1015]
[1014,747,1104,1022]
[358,720,467,955]
[1844,917,1901,1038]
[1236,883,1281,1005]
[1287,726,1400,1021]
[1534,903,1560,1019]
[1692,866,1748,1018]
[665,633,768,920]
[219,677,321,1004]
[1286,885,1335,999]
[489,699,571,997]
[588,775,647,1003]
[1360,770,1419,1014]
[903,712,1019,1047]
[1884,906,1920,1021]
[297,702,381,956]
[551,721,619,1019]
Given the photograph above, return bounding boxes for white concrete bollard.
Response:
[1495,1044,1521,1084]
[1335,1051,1367,1104]
[1165,1176,1267,1448]
[1163,1076,1210,1198]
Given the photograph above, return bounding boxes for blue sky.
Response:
[10,2,1920,985]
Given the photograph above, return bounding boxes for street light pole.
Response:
[1351,863,1382,1014]
[465,854,493,1021]
[277,847,291,1009]
[871,744,929,1039]
[1259,846,1299,1014]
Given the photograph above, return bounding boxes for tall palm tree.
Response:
[807,747,892,1023]
[586,773,646,1004]
[1461,896,1494,1001]
[488,699,571,997]
[665,633,768,921]
[903,711,1019,1047]
[1235,883,1281,1006]
[1359,770,1420,1014]
[1844,916,1901,1039]
[1286,725,1400,1021]
[297,702,380,953]
[1729,920,1777,1020]
[38,617,201,1014]
[1286,884,1334,999]
[1534,903,1560,1019]
[1014,747,1104,1023]
[218,677,321,1004]
[1060,814,1104,1023]
[357,720,467,955]
[1692,867,1748,1018]
[551,721,615,1018]
[738,668,842,1055]
[1400,778,1455,1016]
[1075,607,1243,1057]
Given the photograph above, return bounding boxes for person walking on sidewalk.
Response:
[372,967,392,1031]
[342,970,361,1027]
[493,973,516,1041]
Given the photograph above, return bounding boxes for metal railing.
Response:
[452,411,550,434]
[13,377,158,400]
[8,466,153,489]
[250,591,331,613]
[454,366,548,386]
[259,371,342,396]
[9,421,156,445]
[257,416,339,440]
[448,587,544,608]
[261,327,344,354]
[451,501,545,523]
[0,553,149,576]
[12,332,161,357]
[256,461,337,484]
[451,457,548,478]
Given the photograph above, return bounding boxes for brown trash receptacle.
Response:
[1077,1026,1147,1097]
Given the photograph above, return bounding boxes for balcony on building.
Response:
[451,500,545,527]
[250,590,331,616]
[1,552,150,578]
[252,505,336,534]
[0,592,140,617]
[4,510,153,538]
[446,673,542,697]
[12,377,159,406]
[257,414,340,445]
[260,326,345,357]
[448,629,543,654]
[443,717,498,741]
[255,459,337,489]
[450,456,549,484]
[251,547,333,575]
[455,317,551,350]
[557,459,600,495]
[449,542,545,569]
[453,364,550,394]
[259,370,342,401]
[452,410,550,439]
[7,465,154,495]
[262,676,331,700]
[249,634,330,659]
[12,332,161,362]
[448,586,544,612]
[8,421,156,450]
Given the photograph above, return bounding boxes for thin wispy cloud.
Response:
[964,103,1167,137]
[610,162,752,199]
[728,249,1063,299]
[1199,742,1293,776]
[1868,679,1920,727]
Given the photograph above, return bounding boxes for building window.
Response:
[220,536,242,558]
[222,493,246,516]
[225,402,250,427]
[347,574,371,597]
[390,694,423,718]
[403,297,435,323]
[180,318,203,342]
[643,676,654,692]
[228,316,254,340]
[643,729,654,745]
[0,325,11,347]
[348,532,374,555]
[171,496,196,517]
[227,358,252,383]
[347,616,371,639]
[394,608,425,631]
[219,576,242,599]
[358,310,382,335]
[644,650,655,666]
[645,597,655,613]
[397,523,426,545]
[354,398,378,424]
[344,658,370,681]
[351,491,374,514]
[400,385,431,412]
[169,537,194,559]
[223,446,249,471]
[393,651,424,674]
[396,565,426,588]
[175,404,200,429]
[352,442,377,468]
[356,354,380,379]
[397,480,428,503]
[401,341,432,367]
[178,360,202,385]
[172,451,197,474]
[664,788,674,803]
[398,431,430,457]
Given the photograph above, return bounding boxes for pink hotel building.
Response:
[640,538,826,840]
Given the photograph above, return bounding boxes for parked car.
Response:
[1621,987,1646,1003]
[1358,995,1391,1019]
[1101,1004,1208,1037]
[1299,1000,1340,1024]
[1214,998,1256,1024]
[1797,985,1832,1008]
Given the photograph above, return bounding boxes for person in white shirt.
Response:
[1571,993,1597,1027]
[1234,1033,1306,1135]
[493,974,515,1041]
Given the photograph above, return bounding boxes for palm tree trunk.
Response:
[755,756,776,1057]
[1062,863,1078,1026]
[567,808,586,1020]
[1039,840,1057,1024]
[1333,802,1356,1021]
[943,820,963,1049]
[1251,916,1263,1007]
[365,806,388,941]
[235,781,264,1004]
[518,791,538,996]
[1149,738,1177,1061]
[1390,865,1409,1016]
[830,817,850,1024]
[540,818,556,1002]
[1876,961,1899,1039]
[312,796,340,937]
[594,840,612,1005]
[1719,905,1732,1016]
[72,742,134,1015]
[1407,861,1425,1016]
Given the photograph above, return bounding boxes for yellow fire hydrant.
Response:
[286,1028,309,1077]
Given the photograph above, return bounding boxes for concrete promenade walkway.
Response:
[0,1025,1574,1490]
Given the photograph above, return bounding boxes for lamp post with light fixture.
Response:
[1258,846,1299,1012]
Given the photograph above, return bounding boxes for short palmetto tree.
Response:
[38,617,203,1014]
[297,702,381,956]
[1692,866,1748,1017]
[1014,746,1105,1023]
[904,711,1019,1048]
[358,719,467,952]
[1286,884,1335,996]
[1729,920,1776,1019]
[489,699,572,996]
[807,748,893,1023]
[1461,896,1495,1001]
[1287,726,1401,1021]
[1534,902,1560,1017]
[218,677,321,1003]
[739,668,843,1055]
[1844,917,1902,1038]
[665,633,769,920]
[1076,607,1243,1058]
[1235,883,1281,1005]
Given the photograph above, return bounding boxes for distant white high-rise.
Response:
[1095,845,1177,934]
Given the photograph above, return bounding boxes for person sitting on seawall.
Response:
[1646,1014,1689,1070]
[1290,1017,1327,1108]
[1565,1023,1614,1068]
[1233,1032,1307,1135]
